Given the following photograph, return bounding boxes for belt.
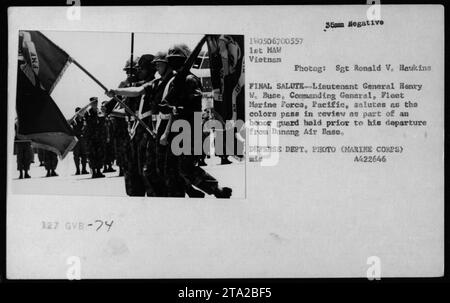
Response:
[129,110,153,138]
[159,113,171,120]
[129,110,152,121]
[140,111,152,120]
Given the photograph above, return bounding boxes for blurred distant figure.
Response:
[43,150,58,177]
[70,107,89,175]
[101,101,116,173]
[14,119,33,179]
[36,148,45,166]
[85,97,106,178]
[15,140,34,179]
[112,113,127,177]
[198,108,210,167]
[205,109,232,165]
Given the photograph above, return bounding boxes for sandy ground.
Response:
[10,153,245,198]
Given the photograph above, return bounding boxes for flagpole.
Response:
[130,32,134,73]
[70,57,156,138]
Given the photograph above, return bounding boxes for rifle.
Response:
[111,32,137,115]
[161,35,207,109]
[67,99,97,125]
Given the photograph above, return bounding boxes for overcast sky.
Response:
[42,30,205,118]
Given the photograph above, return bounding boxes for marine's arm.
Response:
[159,114,173,146]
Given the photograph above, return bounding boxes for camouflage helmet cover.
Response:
[167,44,191,59]
[123,57,139,71]
[152,51,168,63]
[138,54,155,71]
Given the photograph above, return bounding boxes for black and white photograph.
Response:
[12,30,245,198]
[4,4,445,281]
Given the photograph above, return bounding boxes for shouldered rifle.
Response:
[161,35,207,110]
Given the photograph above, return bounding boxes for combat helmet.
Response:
[167,44,191,69]
[138,54,155,71]
[123,58,139,71]
[152,51,168,63]
[167,44,191,59]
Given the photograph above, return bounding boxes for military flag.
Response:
[206,35,245,123]
[19,31,71,93]
[206,35,245,156]
[16,30,76,158]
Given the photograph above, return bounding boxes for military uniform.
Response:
[102,115,116,173]
[205,109,233,165]
[14,121,33,178]
[164,44,232,198]
[112,114,128,176]
[14,138,34,178]
[115,59,137,178]
[37,148,45,166]
[142,61,175,197]
[198,109,210,166]
[129,79,157,196]
[104,79,142,193]
[152,51,205,198]
[167,73,218,195]
[43,150,58,177]
[104,55,156,195]
[70,114,89,175]
[85,104,106,178]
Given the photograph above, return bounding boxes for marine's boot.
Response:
[213,186,232,199]
[81,164,89,174]
[97,169,105,178]
[220,156,232,165]
[186,185,205,198]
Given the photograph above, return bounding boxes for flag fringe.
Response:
[17,132,78,160]
[27,141,61,157]
[61,136,78,160]
[48,58,72,95]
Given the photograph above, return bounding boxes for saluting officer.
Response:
[105,55,157,196]
[108,58,138,177]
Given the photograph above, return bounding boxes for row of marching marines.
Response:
[71,44,234,198]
